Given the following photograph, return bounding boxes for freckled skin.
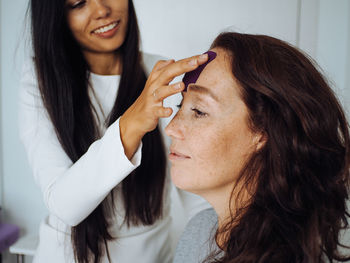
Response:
[65,0,129,54]
[165,48,258,204]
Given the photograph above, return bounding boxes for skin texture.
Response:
[183,51,217,91]
[65,0,129,74]
[165,48,262,222]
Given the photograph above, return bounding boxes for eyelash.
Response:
[176,103,208,118]
[191,108,207,118]
[69,0,86,9]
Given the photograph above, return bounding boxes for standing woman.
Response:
[19,0,208,262]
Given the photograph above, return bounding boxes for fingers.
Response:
[139,53,209,126]
[157,53,208,84]
[154,106,173,118]
[152,59,175,72]
[152,82,184,101]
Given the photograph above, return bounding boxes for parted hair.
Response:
[207,32,350,263]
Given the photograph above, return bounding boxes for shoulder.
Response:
[178,208,218,244]
[141,52,168,76]
[173,208,218,263]
[21,57,37,83]
[19,57,41,101]
[187,208,218,231]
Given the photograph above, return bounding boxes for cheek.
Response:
[67,14,86,39]
[171,123,237,190]
[191,124,235,166]
[171,121,255,194]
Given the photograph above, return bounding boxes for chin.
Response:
[170,167,205,195]
[171,168,191,189]
[96,40,124,52]
[85,36,125,54]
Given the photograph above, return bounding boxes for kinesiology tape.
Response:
[183,51,217,91]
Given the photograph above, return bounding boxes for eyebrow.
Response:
[187,84,219,102]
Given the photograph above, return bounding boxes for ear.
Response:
[253,132,267,151]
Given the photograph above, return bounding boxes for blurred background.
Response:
[0,0,349,262]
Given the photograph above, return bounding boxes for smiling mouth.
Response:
[92,21,120,34]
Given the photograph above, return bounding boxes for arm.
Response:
[18,61,142,226]
[19,53,209,227]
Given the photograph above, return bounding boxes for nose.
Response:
[92,0,111,19]
[165,113,185,140]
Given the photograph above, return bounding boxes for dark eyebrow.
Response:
[187,84,219,102]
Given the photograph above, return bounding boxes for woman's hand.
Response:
[120,53,209,159]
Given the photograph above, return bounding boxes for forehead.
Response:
[192,48,241,101]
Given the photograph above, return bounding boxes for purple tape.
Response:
[183,51,217,91]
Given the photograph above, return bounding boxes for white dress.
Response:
[18,53,208,263]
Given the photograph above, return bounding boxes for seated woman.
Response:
[166,32,350,263]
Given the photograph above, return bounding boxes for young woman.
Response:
[167,32,350,263]
[19,0,208,262]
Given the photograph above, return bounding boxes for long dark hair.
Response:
[208,32,350,262]
[30,0,166,262]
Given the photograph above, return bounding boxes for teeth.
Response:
[94,22,118,34]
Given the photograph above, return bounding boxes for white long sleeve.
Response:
[18,61,142,226]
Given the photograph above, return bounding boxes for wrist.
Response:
[120,115,144,141]
[119,115,144,160]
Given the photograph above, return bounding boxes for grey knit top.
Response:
[173,208,223,263]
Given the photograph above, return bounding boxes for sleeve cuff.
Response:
[130,141,142,166]
[115,117,142,167]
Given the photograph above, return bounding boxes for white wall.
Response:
[298,0,350,115]
[0,0,47,262]
[1,0,47,223]
[316,0,350,112]
[135,0,299,59]
[0,0,3,216]
[299,0,319,58]
[347,2,350,108]
[0,0,349,262]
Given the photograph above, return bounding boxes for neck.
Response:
[83,50,122,75]
[202,182,252,250]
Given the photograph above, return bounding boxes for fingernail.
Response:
[189,59,197,66]
[174,83,182,89]
[199,53,208,62]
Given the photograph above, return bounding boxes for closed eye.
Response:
[69,0,86,9]
[191,108,208,118]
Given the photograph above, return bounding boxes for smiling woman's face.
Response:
[65,0,129,54]
[165,48,259,198]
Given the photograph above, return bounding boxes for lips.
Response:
[91,20,120,35]
[169,148,191,160]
